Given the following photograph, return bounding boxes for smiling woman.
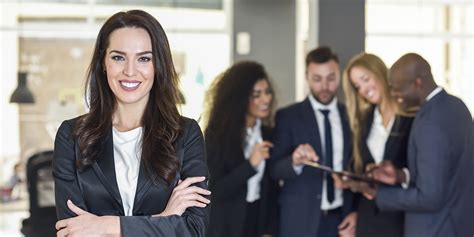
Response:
[203,61,279,237]
[52,10,209,237]
[339,52,414,237]
[104,27,155,108]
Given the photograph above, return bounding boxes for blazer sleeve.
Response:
[376,120,450,211]
[53,120,89,220]
[120,119,209,237]
[206,137,257,201]
[269,110,299,180]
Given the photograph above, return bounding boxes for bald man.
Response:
[358,53,474,237]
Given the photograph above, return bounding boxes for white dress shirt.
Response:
[113,126,142,216]
[426,87,443,101]
[293,96,344,210]
[243,119,265,203]
[367,107,394,164]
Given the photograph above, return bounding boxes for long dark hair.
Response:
[204,61,274,162]
[74,10,182,185]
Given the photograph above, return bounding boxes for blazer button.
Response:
[316,194,322,199]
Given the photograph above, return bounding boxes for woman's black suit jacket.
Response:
[355,107,414,237]
[53,116,209,236]
[206,126,278,237]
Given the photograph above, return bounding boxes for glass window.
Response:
[0,0,230,179]
[367,3,445,34]
[366,0,474,114]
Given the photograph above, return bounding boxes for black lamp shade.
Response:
[10,72,35,104]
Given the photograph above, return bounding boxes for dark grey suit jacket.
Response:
[270,98,353,237]
[53,117,209,236]
[376,90,474,237]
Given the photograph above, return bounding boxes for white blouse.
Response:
[112,126,142,216]
[243,119,265,203]
[366,108,394,164]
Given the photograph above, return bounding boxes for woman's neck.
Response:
[378,98,396,128]
[245,115,257,128]
[113,102,146,132]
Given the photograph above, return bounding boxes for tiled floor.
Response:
[0,210,29,237]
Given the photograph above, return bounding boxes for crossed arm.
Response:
[53,119,210,237]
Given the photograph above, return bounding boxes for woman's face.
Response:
[104,27,155,108]
[247,79,273,120]
[349,66,384,105]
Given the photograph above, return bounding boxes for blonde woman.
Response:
[340,53,413,237]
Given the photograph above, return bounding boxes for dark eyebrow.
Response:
[109,50,153,56]
[137,51,153,56]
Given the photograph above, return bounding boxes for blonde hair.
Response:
[342,53,395,174]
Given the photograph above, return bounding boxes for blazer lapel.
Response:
[361,106,376,165]
[133,160,153,210]
[383,117,399,162]
[300,98,323,158]
[362,106,375,141]
[133,146,183,212]
[92,128,123,211]
[261,126,272,141]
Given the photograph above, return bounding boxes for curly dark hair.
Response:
[74,10,182,185]
[204,61,275,161]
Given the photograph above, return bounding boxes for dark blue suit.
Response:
[270,98,353,237]
[376,90,474,237]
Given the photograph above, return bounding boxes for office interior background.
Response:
[0,0,473,236]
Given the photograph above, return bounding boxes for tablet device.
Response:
[302,160,379,184]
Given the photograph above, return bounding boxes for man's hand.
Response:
[291,144,319,166]
[338,212,357,237]
[339,178,378,200]
[332,173,349,189]
[369,161,405,185]
[358,181,377,200]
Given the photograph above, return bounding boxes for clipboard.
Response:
[302,160,379,184]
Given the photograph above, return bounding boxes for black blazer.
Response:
[53,116,209,237]
[206,126,278,237]
[355,106,413,237]
[269,98,353,237]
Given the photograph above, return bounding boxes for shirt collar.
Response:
[246,118,262,135]
[373,106,395,132]
[308,94,338,112]
[426,87,443,101]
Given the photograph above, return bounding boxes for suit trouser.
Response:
[242,200,260,237]
[316,207,342,237]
